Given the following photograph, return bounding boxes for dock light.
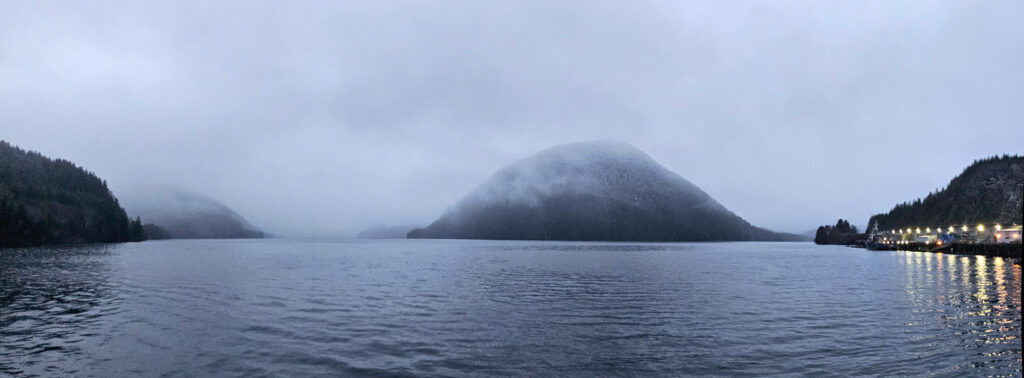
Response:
[962,225,968,232]
[977,224,985,232]
[926,227,931,233]
[948,226,954,233]
[915,228,921,233]
[995,224,1002,231]
[899,229,903,234]
[891,229,895,234]
[995,233,1001,239]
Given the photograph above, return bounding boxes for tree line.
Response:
[814,219,865,245]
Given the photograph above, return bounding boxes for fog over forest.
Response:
[2,1,1022,237]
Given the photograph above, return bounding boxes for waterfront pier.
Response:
[866,223,1022,260]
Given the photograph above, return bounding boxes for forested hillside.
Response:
[0,140,144,247]
[867,155,1024,230]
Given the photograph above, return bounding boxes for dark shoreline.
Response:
[866,242,1021,260]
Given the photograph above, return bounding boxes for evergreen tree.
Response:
[814,226,828,244]
[128,216,147,242]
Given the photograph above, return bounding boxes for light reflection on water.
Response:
[1,241,1021,376]
[894,249,1021,374]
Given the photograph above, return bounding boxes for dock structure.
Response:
[869,241,1021,259]
[866,223,1022,260]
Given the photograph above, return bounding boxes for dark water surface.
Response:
[1,240,1020,376]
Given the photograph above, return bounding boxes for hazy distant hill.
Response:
[356,224,420,239]
[123,189,264,239]
[867,155,1024,230]
[1,140,144,247]
[409,141,803,241]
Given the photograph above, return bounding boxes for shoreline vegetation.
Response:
[1,140,150,247]
[816,155,1022,260]
[813,219,866,245]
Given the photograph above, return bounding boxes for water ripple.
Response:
[1,240,1020,376]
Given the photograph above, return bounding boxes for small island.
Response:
[813,219,866,245]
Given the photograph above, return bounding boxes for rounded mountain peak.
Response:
[476,140,697,208]
[529,140,654,160]
[410,141,788,241]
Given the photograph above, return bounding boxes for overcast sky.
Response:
[2,1,1022,236]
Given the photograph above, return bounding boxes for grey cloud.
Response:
[2,1,1022,236]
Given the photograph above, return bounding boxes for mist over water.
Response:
[2,240,1019,376]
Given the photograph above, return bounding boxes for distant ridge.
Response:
[867,155,1024,230]
[409,141,804,242]
[122,189,264,239]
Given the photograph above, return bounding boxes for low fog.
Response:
[460,141,709,210]
[2,1,1022,236]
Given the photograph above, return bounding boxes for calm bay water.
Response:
[1,240,1020,376]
